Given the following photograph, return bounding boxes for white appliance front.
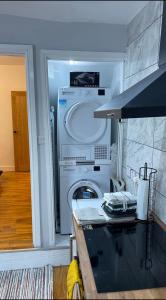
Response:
[60,164,112,234]
[60,144,111,164]
[57,87,111,162]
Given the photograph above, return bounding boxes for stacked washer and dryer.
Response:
[57,87,112,234]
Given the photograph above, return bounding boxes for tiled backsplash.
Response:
[122,1,166,223]
[127,1,162,45]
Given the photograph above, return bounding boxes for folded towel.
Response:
[73,207,107,225]
[104,192,137,203]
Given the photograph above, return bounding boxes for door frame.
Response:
[40,50,125,245]
[0,44,41,248]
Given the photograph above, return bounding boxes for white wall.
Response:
[0,64,26,171]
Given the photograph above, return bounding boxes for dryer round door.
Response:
[68,180,103,207]
[65,102,107,144]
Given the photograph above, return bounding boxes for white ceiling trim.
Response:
[42,50,126,62]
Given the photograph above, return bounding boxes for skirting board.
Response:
[0,248,70,271]
[0,166,15,172]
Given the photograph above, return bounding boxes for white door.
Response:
[68,180,103,203]
[61,179,103,234]
[65,101,107,144]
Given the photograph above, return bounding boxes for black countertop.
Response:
[83,221,166,293]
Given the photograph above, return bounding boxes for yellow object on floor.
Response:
[67,258,84,299]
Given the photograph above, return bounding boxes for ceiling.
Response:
[0,1,149,25]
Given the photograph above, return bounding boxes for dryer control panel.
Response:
[59,87,110,99]
[60,164,111,176]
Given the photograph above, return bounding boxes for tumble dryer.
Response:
[60,163,112,234]
[57,87,111,163]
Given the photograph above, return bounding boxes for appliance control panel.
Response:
[78,166,101,173]
[61,165,102,173]
[59,87,111,99]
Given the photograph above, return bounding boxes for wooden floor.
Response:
[0,171,33,250]
[53,266,69,299]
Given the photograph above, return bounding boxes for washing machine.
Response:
[57,87,111,163]
[60,163,112,234]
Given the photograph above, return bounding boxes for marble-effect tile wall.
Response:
[123,1,166,223]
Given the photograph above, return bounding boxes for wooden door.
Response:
[11,91,30,172]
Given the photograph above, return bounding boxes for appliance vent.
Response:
[94,145,108,159]
[63,156,86,161]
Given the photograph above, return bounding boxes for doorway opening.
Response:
[0,55,32,250]
[45,54,124,244]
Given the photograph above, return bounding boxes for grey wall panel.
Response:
[125,17,161,78]
[128,1,163,45]
[0,14,127,52]
[123,1,166,223]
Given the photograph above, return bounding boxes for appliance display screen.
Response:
[70,72,100,87]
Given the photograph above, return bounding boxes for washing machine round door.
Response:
[68,180,103,207]
[65,102,107,144]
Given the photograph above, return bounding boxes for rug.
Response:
[0,265,53,299]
